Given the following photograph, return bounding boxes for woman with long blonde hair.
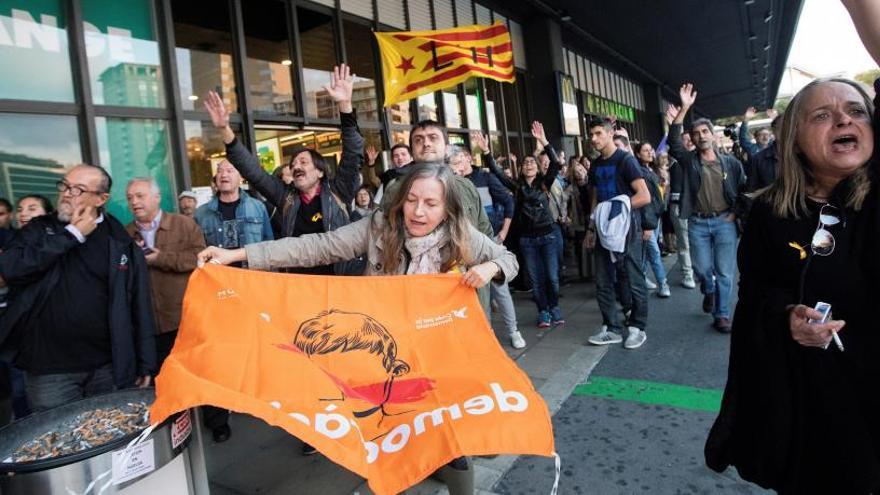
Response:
[198,163,519,495]
[705,1,880,491]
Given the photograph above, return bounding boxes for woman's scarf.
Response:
[404,226,448,275]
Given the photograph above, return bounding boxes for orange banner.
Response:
[375,22,516,107]
[150,265,554,495]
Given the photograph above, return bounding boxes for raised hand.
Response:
[366,144,379,166]
[679,83,697,109]
[766,108,779,120]
[531,121,548,147]
[743,106,757,121]
[204,91,230,129]
[323,64,355,113]
[469,131,490,153]
[665,104,680,126]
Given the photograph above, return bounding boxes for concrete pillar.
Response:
[522,17,567,150]
[642,82,665,145]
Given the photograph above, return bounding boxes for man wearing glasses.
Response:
[0,164,156,412]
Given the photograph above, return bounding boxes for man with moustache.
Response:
[0,164,156,411]
[203,64,363,277]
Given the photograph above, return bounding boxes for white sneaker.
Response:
[588,326,623,346]
[510,331,526,349]
[682,274,696,289]
[624,327,646,349]
[658,281,671,298]
[645,277,657,290]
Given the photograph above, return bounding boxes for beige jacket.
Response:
[245,211,518,281]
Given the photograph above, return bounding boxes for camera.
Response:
[723,124,737,138]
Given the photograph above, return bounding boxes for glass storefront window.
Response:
[485,81,502,133]
[417,93,438,122]
[82,0,166,108]
[343,20,380,123]
[502,81,521,135]
[171,0,238,112]
[243,0,295,116]
[0,113,81,211]
[391,129,410,147]
[388,100,412,125]
[299,8,337,120]
[0,1,75,102]
[254,127,343,174]
[184,120,235,188]
[442,88,462,129]
[464,79,482,130]
[95,117,174,222]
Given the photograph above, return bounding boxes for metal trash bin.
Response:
[0,389,198,495]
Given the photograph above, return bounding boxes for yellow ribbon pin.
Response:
[788,242,807,260]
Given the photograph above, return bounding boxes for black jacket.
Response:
[639,166,664,231]
[224,111,364,274]
[745,141,778,192]
[485,146,561,237]
[668,124,747,219]
[0,215,157,387]
[706,194,880,493]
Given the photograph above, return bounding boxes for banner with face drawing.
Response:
[150,265,554,495]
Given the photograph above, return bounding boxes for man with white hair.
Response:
[125,178,205,366]
[0,164,156,412]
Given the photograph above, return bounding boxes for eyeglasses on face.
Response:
[56,181,102,197]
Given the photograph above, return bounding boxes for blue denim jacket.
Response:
[194,190,274,248]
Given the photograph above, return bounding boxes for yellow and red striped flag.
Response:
[375,22,516,107]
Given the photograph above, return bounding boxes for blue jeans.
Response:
[552,223,565,277]
[643,228,667,284]
[25,364,115,412]
[688,215,738,319]
[519,233,560,312]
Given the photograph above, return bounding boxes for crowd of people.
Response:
[0,0,879,491]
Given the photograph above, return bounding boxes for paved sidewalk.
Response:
[203,277,608,495]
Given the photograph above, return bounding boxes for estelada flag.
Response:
[150,265,554,495]
[375,22,515,107]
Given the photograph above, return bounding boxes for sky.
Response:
[786,0,877,78]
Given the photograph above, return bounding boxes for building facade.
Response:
[0,0,759,223]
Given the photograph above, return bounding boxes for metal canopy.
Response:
[517,0,804,119]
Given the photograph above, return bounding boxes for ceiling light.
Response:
[764,11,773,22]
[749,32,757,40]
[559,10,571,21]
[281,59,293,66]
[764,43,771,51]
[744,0,756,5]
[188,95,199,101]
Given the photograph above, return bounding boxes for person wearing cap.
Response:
[178,191,197,218]
[203,64,363,277]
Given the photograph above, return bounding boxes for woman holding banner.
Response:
[198,162,519,494]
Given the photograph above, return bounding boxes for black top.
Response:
[588,149,643,203]
[484,148,562,238]
[18,221,113,373]
[705,186,880,493]
[218,197,244,267]
[291,195,333,275]
[380,166,407,188]
[218,198,240,222]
